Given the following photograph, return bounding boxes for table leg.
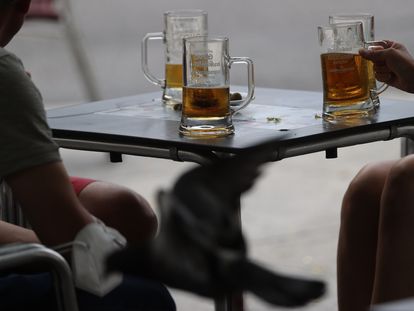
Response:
[213,201,245,311]
[215,292,244,311]
[401,137,414,156]
[109,152,123,163]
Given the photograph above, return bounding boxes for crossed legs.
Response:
[338,154,414,310]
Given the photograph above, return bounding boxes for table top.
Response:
[47,87,414,163]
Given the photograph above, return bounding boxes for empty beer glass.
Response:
[141,10,208,105]
[329,13,387,108]
[179,36,254,137]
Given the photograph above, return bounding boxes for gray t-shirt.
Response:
[0,48,61,178]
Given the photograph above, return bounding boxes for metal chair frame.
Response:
[0,181,79,311]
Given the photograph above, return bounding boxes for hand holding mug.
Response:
[318,22,387,121]
[359,40,414,93]
[329,14,385,107]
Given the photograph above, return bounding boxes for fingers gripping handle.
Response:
[365,40,389,96]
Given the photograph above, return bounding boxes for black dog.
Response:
[107,149,325,307]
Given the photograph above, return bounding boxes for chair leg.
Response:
[0,182,30,228]
[401,138,414,157]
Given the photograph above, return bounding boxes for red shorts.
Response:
[70,176,96,195]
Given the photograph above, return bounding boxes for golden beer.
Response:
[321,53,369,107]
[367,60,376,92]
[165,63,183,88]
[182,86,230,118]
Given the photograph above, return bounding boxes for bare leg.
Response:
[1,177,156,246]
[337,160,395,311]
[76,181,157,245]
[372,155,414,303]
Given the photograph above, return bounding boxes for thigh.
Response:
[70,177,157,243]
[342,159,396,218]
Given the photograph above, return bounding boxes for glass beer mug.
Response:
[141,10,208,105]
[179,36,254,137]
[329,13,387,108]
[318,22,387,121]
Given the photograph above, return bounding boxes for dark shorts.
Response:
[0,273,176,311]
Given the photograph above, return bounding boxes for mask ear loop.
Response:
[53,241,89,255]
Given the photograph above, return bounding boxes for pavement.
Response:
[8,1,414,310]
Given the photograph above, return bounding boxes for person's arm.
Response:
[5,161,93,246]
[0,51,93,246]
[0,220,38,244]
[360,40,414,93]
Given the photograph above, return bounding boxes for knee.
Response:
[79,182,159,241]
[377,155,414,225]
[112,190,158,238]
[387,155,414,189]
[341,162,387,221]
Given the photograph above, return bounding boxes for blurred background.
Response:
[10,0,414,104]
[7,0,414,310]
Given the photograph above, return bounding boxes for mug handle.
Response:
[229,57,255,114]
[364,40,389,96]
[141,32,165,88]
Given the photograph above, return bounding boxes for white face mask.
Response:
[56,218,127,297]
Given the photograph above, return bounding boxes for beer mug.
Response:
[141,10,208,105]
[329,13,387,108]
[318,22,386,121]
[179,36,254,137]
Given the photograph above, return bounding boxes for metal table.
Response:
[47,87,414,311]
[48,87,414,164]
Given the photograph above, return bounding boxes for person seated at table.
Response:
[337,40,414,311]
[0,0,174,309]
[0,0,159,249]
